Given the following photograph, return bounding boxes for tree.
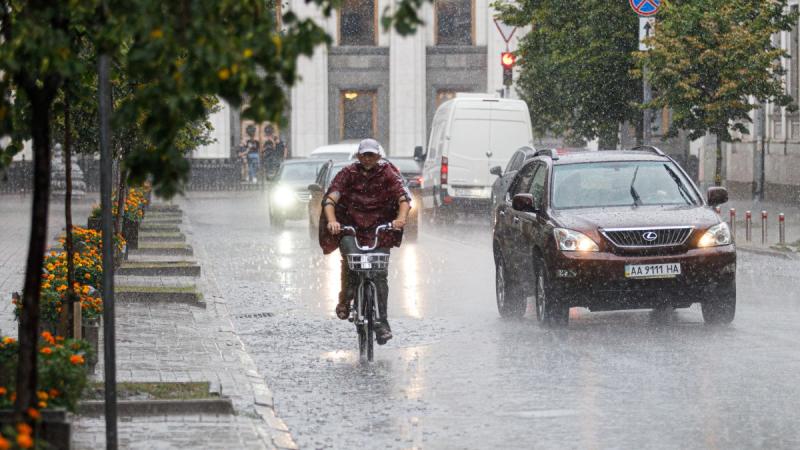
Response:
[0,0,432,424]
[636,0,797,186]
[495,0,641,148]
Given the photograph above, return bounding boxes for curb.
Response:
[77,398,233,416]
[737,245,797,260]
[181,206,299,450]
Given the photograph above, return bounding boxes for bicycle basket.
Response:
[346,253,390,271]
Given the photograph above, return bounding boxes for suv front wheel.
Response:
[495,254,526,318]
[701,280,736,325]
[534,260,569,326]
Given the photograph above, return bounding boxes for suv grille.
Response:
[601,227,694,248]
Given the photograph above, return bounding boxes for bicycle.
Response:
[341,224,392,362]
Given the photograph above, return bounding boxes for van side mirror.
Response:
[490,166,502,177]
[414,145,426,161]
[308,184,323,193]
[512,193,537,213]
[706,186,728,207]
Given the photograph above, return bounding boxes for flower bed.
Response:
[88,185,150,250]
[12,228,125,328]
[0,334,92,449]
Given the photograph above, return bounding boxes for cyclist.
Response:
[319,138,411,344]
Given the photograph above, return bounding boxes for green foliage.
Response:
[636,0,797,142]
[495,0,641,147]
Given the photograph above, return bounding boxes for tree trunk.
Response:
[114,170,126,235]
[64,94,78,338]
[714,136,723,186]
[15,97,52,421]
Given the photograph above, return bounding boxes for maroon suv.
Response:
[492,147,736,326]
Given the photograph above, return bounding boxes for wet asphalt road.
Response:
[182,191,800,450]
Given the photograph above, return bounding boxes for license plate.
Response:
[624,263,681,279]
[453,187,488,198]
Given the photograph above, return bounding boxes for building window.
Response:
[435,89,458,107]
[340,90,377,140]
[436,0,473,46]
[339,0,376,46]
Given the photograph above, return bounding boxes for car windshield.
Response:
[552,161,700,209]
[278,162,322,182]
[387,159,421,173]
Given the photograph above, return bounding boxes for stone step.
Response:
[146,212,183,219]
[138,231,186,242]
[140,223,180,233]
[116,285,203,306]
[131,243,193,257]
[143,218,182,225]
[117,261,201,277]
[148,204,180,213]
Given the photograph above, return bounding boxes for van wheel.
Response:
[495,254,525,318]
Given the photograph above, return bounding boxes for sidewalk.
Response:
[0,194,295,449]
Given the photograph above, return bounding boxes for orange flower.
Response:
[84,273,91,280]
[39,347,52,355]
[70,354,85,365]
[38,401,47,409]
[2,337,14,345]
[0,435,10,450]
[0,387,6,396]
[15,423,32,435]
[36,391,48,401]
[26,408,40,420]
[49,388,60,398]
[41,332,55,345]
[16,433,33,449]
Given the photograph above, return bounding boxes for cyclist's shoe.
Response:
[335,302,349,320]
[375,322,392,345]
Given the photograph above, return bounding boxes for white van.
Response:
[308,141,385,161]
[419,94,533,215]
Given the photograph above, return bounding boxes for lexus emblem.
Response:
[643,231,658,242]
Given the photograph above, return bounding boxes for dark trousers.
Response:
[339,236,390,327]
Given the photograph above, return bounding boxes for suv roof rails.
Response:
[533,148,559,160]
[630,145,666,156]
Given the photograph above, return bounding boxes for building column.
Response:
[289,1,332,157]
[389,1,427,156]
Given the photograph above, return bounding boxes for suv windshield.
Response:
[278,163,321,182]
[552,161,700,209]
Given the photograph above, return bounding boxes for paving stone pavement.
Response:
[73,200,295,449]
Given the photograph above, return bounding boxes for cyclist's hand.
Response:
[327,221,341,235]
[392,218,406,230]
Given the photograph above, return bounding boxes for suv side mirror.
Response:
[707,186,728,207]
[414,145,426,161]
[490,166,502,177]
[308,183,323,193]
[512,193,537,213]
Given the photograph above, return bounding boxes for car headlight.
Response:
[272,185,296,209]
[697,222,732,247]
[554,228,599,252]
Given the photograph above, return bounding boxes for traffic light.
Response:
[501,52,516,86]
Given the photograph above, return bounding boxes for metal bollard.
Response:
[745,211,752,242]
[779,213,786,246]
[729,208,736,238]
[761,211,768,245]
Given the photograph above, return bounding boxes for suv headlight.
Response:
[554,228,599,252]
[697,222,732,247]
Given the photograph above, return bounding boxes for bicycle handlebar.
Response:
[341,223,393,251]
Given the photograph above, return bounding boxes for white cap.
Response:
[357,138,381,155]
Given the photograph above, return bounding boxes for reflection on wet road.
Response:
[184,191,800,449]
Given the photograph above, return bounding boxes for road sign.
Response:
[639,17,656,51]
[630,0,660,17]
